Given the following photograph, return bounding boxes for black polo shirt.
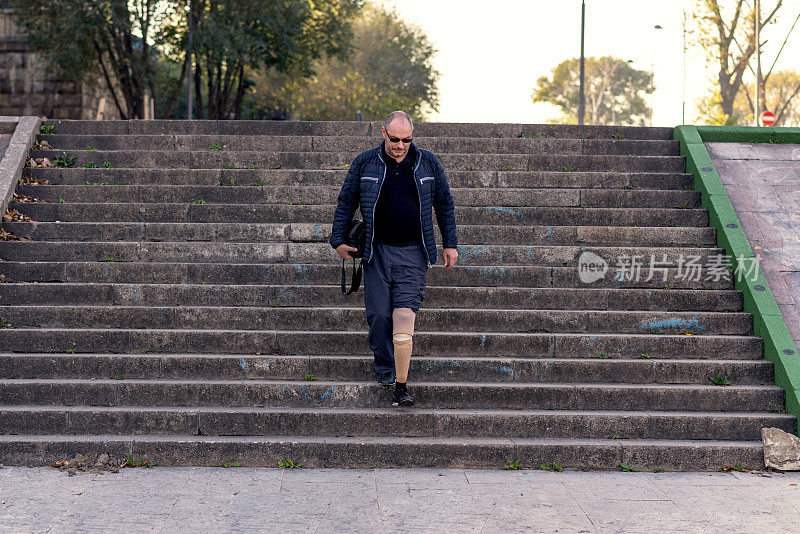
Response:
[374,143,422,246]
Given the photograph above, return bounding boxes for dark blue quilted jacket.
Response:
[329,142,457,265]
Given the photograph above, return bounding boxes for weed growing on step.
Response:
[59,198,66,204]
[217,457,242,468]
[561,166,575,172]
[769,406,788,413]
[540,462,562,472]
[618,462,637,472]
[621,185,631,190]
[83,162,97,168]
[502,459,521,470]
[252,181,266,186]
[85,146,98,151]
[210,144,222,151]
[40,125,55,134]
[124,455,157,468]
[639,353,650,359]
[610,435,621,439]
[578,134,596,140]
[223,164,236,169]
[0,317,13,328]
[225,179,238,186]
[53,153,75,168]
[304,374,315,381]
[503,166,514,172]
[102,162,112,168]
[66,349,75,354]
[192,200,206,205]
[250,165,259,169]
[653,468,664,473]
[113,376,123,380]
[86,180,124,185]
[597,352,609,359]
[612,134,626,140]
[663,284,671,289]
[722,462,748,472]
[104,258,115,262]
[278,457,304,469]
[710,375,731,386]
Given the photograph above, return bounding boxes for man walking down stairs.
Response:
[0,119,795,470]
[331,111,459,408]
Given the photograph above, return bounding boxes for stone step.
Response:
[0,354,773,385]
[0,241,726,266]
[30,149,686,173]
[11,202,709,226]
[40,134,680,156]
[0,378,781,411]
[0,284,742,310]
[0,406,791,441]
[0,263,736,290]
[1,222,717,247]
[0,353,773,383]
[0,434,766,470]
[30,168,694,189]
[40,120,676,140]
[15,184,701,209]
[0,329,762,359]
[0,306,753,335]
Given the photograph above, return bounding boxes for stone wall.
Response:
[0,11,119,120]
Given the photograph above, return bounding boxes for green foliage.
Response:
[532,56,653,125]
[540,462,562,472]
[710,375,732,386]
[83,162,97,168]
[304,374,315,381]
[102,162,113,168]
[189,0,362,120]
[192,200,206,205]
[247,3,439,121]
[0,317,13,329]
[53,153,75,168]
[39,125,54,134]
[217,457,242,468]
[9,0,183,119]
[277,457,304,469]
[618,462,638,472]
[502,459,521,470]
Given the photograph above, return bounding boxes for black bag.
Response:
[340,219,366,295]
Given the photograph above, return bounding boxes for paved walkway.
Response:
[1,467,799,532]
[707,142,800,349]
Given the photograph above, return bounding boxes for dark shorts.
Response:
[364,240,429,313]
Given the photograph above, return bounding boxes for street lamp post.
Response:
[578,0,585,125]
[654,12,687,125]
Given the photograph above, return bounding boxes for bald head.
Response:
[384,111,413,131]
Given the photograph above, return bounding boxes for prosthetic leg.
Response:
[392,307,416,406]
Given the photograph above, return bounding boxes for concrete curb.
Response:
[675,125,800,428]
[696,125,800,144]
[0,116,42,218]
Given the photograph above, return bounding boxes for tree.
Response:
[734,69,800,125]
[245,3,439,121]
[9,0,185,120]
[532,56,653,126]
[692,0,792,124]
[190,0,362,119]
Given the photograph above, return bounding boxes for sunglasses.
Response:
[387,135,413,144]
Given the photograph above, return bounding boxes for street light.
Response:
[578,0,585,125]
[653,11,687,125]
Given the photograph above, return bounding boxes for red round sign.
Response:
[761,110,776,126]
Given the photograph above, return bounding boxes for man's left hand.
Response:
[443,248,458,269]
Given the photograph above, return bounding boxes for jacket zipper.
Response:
[368,158,388,263]
[411,151,428,265]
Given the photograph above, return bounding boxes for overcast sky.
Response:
[382,0,800,126]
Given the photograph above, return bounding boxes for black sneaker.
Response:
[392,388,415,407]
[376,370,395,387]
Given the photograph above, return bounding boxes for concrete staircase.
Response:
[0,120,794,470]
